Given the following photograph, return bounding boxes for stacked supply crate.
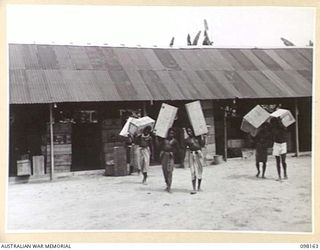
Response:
[101,118,125,176]
[113,146,127,176]
[201,101,216,160]
[46,123,72,173]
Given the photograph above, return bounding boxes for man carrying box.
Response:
[270,117,288,181]
[156,128,180,193]
[135,126,153,184]
[185,127,206,194]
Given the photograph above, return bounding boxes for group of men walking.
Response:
[124,113,289,196]
[126,126,205,194]
[254,116,289,181]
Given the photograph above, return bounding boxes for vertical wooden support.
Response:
[142,101,147,116]
[224,109,228,162]
[49,103,55,180]
[295,99,300,157]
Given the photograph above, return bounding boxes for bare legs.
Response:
[190,178,202,194]
[275,154,287,180]
[256,162,266,178]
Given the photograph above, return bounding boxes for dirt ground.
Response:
[7,154,312,232]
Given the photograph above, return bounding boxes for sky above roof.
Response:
[6,5,315,47]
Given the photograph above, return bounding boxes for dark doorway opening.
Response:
[72,123,102,171]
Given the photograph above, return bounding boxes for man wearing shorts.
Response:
[185,127,206,194]
[270,117,288,181]
[157,128,180,193]
[136,126,153,184]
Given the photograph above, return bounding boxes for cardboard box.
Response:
[17,159,31,176]
[240,105,270,137]
[128,116,155,135]
[32,155,45,176]
[154,103,178,138]
[119,117,136,137]
[185,101,208,136]
[270,109,295,127]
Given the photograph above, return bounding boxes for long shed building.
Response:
[8,44,313,179]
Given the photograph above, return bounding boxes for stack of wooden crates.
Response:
[46,123,72,173]
[102,118,127,176]
[202,101,216,161]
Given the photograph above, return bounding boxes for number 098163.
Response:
[300,244,319,248]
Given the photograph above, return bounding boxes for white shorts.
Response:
[272,142,287,156]
[188,150,204,180]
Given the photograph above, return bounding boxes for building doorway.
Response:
[71,123,102,171]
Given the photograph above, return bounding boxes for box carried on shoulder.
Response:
[119,117,136,137]
[270,109,295,127]
[240,105,270,137]
[154,103,178,138]
[185,101,208,136]
[17,159,31,176]
[128,116,155,135]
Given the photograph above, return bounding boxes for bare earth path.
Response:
[7,155,312,231]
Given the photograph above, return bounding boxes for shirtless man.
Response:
[185,127,205,194]
[157,128,180,193]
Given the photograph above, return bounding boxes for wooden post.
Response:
[295,99,300,157]
[142,101,147,116]
[49,103,55,180]
[224,109,228,162]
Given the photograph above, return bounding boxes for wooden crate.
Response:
[46,154,72,166]
[46,164,71,174]
[113,146,127,176]
[241,105,270,137]
[54,165,71,173]
[47,123,72,134]
[270,109,295,127]
[119,117,136,137]
[32,156,45,176]
[46,144,72,155]
[17,160,31,176]
[154,103,178,138]
[128,116,155,135]
[185,101,208,136]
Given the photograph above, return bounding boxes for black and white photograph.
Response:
[6,4,314,233]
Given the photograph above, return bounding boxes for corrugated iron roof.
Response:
[9,44,313,104]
